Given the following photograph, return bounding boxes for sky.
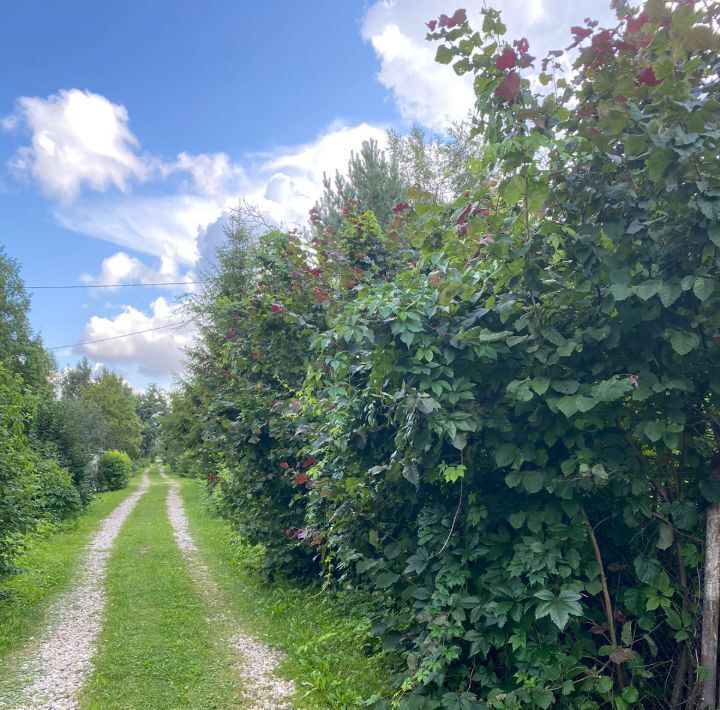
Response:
[0,0,615,390]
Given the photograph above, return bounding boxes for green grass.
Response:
[81,469,243,709]
[176,474,391,708]
[0,479,139,664]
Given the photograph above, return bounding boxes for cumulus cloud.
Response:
[361,0,616,132]
[79,297,195,378]
[3,89,149,202]
[79,250,196,290]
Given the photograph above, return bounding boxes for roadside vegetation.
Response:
[161,2,720,707]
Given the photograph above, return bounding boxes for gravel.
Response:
[162,472,296,709]
[3,474,150,710]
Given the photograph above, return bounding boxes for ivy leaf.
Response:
[508,511,526,529]
[610,283,633,301]
[667,330,700,356]
[534,588,583,629]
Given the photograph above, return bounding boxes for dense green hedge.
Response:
[164,3,720,707]
[97,450,132,492]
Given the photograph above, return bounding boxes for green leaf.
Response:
[591,377,632,402]
[508,511,526,529]
[531,377,550,395]
[534,588,582,629]
[634,280,661,301]
[610,283,633,301]
[442,464,466,483]
[656,523,674,551]
[693,277,715,302]
[667,330,700,356]
[657,282,682,308]
[709,226,720,248]
[522,470,545,494]
[634,556,662,585]
[375,571,400,588]
[495,443,519,467]
[435,45,453,64]
[643,420,666,443]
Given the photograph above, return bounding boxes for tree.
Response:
[61,357,93,400]
[83,371,142,458]
[135,384,168,459]
[316,139,406,227]
[0,247,54,390]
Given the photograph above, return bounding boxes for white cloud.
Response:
[79,250,195,290]
[361,0,616,132]
[3,89,149,202]
[79,297,195,378]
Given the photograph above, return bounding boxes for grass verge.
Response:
[0,479,139,664]
[176,474,390,708]
[81,470,243,709]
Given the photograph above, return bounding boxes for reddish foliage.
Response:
[270,303,282,313]
[626,10,649,33]
[513,37,529,54]
[426,19,438,31]
[456,204,472,225]
[571,26,593,42]
[293,472,309,485]
[393,202,411,214]
[495,47,518,71]
[494,71,521,100]
[308,268,321,277]
[637,67,662,86]
[280,461,289,469]
[301,457,317,468]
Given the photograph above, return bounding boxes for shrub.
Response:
[32,460,83,521]
[96,450,132,491]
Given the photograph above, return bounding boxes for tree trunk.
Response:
[700,501,720,708]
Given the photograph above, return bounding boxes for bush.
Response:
[96,450,132,491]
[32,460,83,521]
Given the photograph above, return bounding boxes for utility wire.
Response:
[47,319,196,351]
[27,281,204,290]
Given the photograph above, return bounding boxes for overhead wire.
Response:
[46,318,197,351]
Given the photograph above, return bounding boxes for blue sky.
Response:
[0,0,614,390]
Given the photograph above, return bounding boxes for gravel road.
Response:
[162,472,296,709]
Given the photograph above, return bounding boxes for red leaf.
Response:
[438,13,450,27]
[393,202,411,214]
[293,472,309,485]
[426,19,437,31]
[456,204,472,225]
[571,26,592,42]
[280,462,289,469]
[636,67,662,86]
[451,8,467,25]
[591,29,614,54]
[494,71,521,100]
[513,37,529,54]
[613,609,626,622]
[270,303,281,313]
[308,268,321,277]
[626,10,648,33]
[495,48,517,71]
[301,457,317,469]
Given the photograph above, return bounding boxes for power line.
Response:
[27,281,205,290]
[47,319,196,351]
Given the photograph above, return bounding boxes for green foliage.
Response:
[97,450,132,492]
[316,139,407,227]
[83,371,142,458]
[135,384,168,459]
[165,2,720,705]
